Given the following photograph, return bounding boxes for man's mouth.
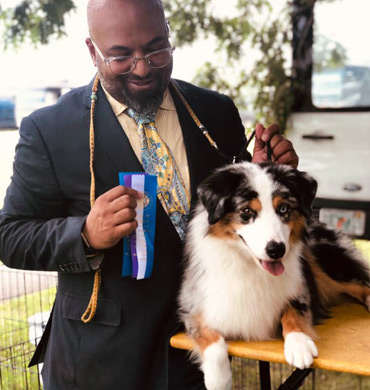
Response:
[128,77,156,90]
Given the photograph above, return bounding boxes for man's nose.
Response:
[131,57,151,78]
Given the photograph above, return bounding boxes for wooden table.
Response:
[170,304,370,389]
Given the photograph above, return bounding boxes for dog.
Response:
[179,162,370,390]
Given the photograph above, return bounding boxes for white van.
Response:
[15,87,67,128]
[286,0,370,239]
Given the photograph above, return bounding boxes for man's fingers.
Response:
[253,123,281,152]
[274,150,299,168]
[255,123,265,139]
[114,220,139,238]
[103,185,143,202]
[270,136,293,156]
[253,124,266,153]
[113,208,137,226]
[111,194,138,213]
[82,185,143,250]
[268,136,299,167]
[259,123,280,142]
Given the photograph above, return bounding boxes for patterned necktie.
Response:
[126,108,190,241]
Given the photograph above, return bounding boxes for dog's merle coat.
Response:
[179,162,370,390]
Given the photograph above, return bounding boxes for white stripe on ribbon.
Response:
[131,175,147,279]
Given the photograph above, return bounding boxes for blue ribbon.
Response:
[119,173,157,279]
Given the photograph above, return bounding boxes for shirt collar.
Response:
[102,84,176,118]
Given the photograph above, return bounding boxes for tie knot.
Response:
[126,108,155,125]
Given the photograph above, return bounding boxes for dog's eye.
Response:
[241,208,256,221]
[277,204,290,216]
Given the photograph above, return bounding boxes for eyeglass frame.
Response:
[90,39,175,75]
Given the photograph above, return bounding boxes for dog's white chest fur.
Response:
[179,162,370,389]
[181,211,304,341]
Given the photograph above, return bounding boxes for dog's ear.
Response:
[197,169,242,225]
[268,164,317,217]
[289,169,318,216]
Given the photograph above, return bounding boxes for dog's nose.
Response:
[265,241,286,260]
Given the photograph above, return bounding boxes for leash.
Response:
[170,80,273,164]
[171,80,253,164]
[266,138,272,162]
[81,76,274,323]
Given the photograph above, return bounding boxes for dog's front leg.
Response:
[193,326,232,390]
[281,304,318,370]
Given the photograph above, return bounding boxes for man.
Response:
[0,0,298,389]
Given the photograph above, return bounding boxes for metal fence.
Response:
[0,265,57,390]
[0,241,370,390]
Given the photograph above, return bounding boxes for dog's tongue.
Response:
[261,260,285,276]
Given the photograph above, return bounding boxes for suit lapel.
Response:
[82,78,181,244]
[82,80,143,174]
[170,80,224,204]
[82,78,222,200]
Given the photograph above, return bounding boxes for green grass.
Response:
[0,287,56,390]
[0,238,369,389]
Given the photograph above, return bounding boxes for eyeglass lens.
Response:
[109,49,172,74]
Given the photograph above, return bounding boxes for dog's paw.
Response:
[284,332,318,370]
[202,338,232,390]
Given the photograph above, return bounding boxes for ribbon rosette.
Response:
[119,173,157,279]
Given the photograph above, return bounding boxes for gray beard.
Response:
[98,71,165,118]
[119,76,166,118]
[122,89,163,119]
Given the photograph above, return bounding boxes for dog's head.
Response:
[197,162,317,276]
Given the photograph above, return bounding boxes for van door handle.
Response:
[302,133,334,140]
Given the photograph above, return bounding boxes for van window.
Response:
[287,0,370,239]
[312,0,370,108]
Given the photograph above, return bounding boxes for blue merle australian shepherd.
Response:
[179,162,370,390]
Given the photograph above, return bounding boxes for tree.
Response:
[0,0,75,47]
[163,0,294,130]
[0,0,346,132]
[313,34,347,73]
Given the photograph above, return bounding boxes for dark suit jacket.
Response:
[0,78,250,390]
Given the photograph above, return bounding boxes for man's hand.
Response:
[252,123,299,168]
[82,185,142,250]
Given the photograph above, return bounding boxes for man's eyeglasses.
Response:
[90,39,175,75]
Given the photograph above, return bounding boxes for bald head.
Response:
[87,0,166,40]
[85,0,173,113]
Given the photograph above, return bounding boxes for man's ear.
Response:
[85,38,97,67]
[197,169,242,225]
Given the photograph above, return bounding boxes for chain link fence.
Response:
[0,241,369,390]
[0,265,56,390]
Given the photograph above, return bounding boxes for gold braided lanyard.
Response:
[81,74,101,323]
[80,76,253,323]
[170,80,252,163]
[170,81,218,148]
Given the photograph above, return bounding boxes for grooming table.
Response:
[170,304,370,390]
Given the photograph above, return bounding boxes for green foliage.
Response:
[175,0,293,131]
[313,34,348,72]
[0,0,75,48]
[0,0,348,132]
[163,0,269,55]
[249,10,294,132]
[163,0,294,130]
